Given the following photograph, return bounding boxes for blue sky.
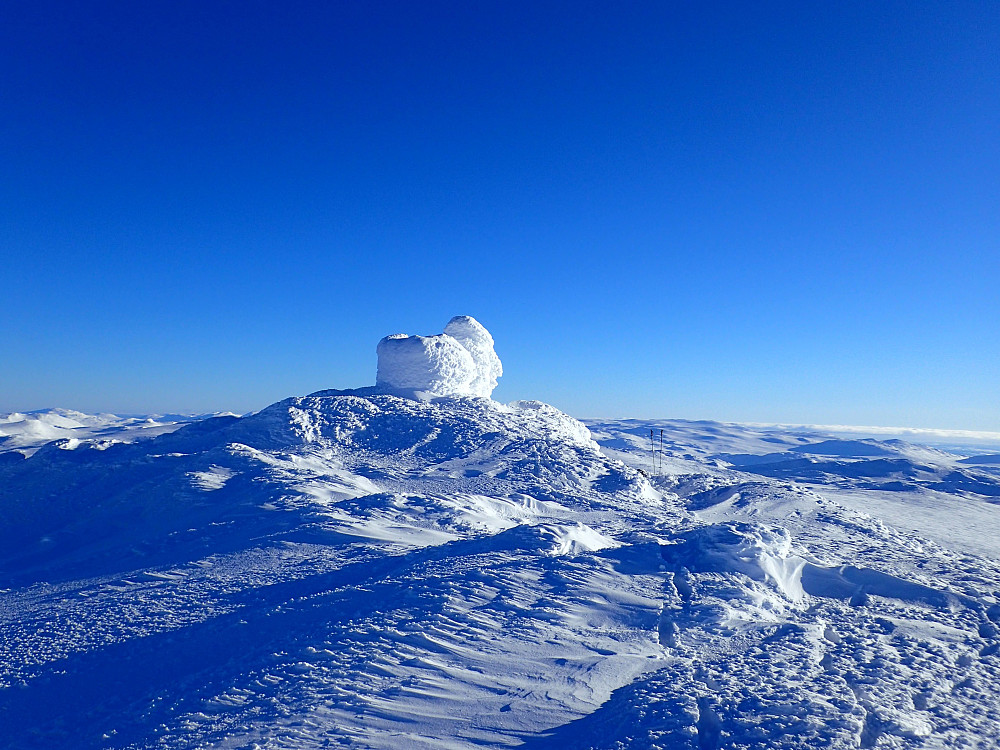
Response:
[3,2,998,429]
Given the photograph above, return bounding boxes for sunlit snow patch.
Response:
[516,521,620,556]
[188,465,237,491]
[660,521,961,617]
[660,523,808,608]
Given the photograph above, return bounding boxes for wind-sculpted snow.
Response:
[3,408,1000,748]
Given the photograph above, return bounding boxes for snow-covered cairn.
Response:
[376,316,503,398]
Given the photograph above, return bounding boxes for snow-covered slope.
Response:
[0,408,232,458]
[579,419,1000,747]
[4,405,1000,749]
[3,327,1000,749]
[0,392,670,749]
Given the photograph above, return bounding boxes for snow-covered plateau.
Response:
[3,318,1000,749]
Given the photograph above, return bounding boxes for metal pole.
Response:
[659,429,664,476]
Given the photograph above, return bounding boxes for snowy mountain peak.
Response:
[375,315,501,398]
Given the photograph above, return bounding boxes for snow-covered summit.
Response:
[375,315,502,398]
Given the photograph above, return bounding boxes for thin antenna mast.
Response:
[659,429,664,476]
[649,429,655,478]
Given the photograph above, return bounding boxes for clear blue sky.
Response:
[2,1,998,429]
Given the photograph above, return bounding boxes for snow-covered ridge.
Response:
[0,408,235,457]
[743,420,1000,452]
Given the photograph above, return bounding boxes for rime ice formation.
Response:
[375,316,502,398]
[443,315,503,396]
[375,334,476,397]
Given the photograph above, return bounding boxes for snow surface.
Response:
[375,315,502,398]
[0,409,233,457]
[3,404,1000,745]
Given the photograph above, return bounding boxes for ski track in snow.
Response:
[2,405,1000,748]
